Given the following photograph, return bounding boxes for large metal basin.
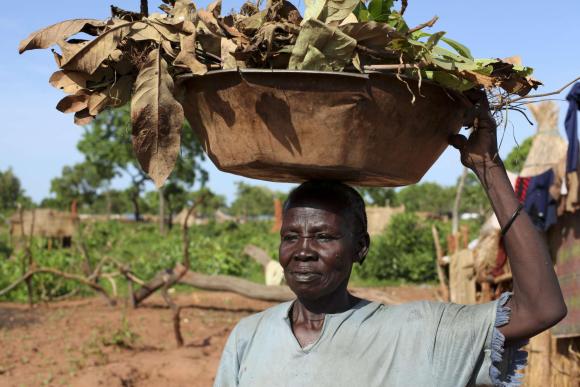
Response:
[179,69,470,187]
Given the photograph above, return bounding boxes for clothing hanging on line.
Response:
[516,170,558,231]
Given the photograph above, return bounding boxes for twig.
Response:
[356,45,398,60]
[364,63,424,71]
[496,76,580,107]
[0,268,116,306]
[161,286,184,347]
[407,16,439,34]
[400,0,408,16]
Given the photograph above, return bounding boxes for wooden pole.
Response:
[140,0,149,17]
[431,225,449,301]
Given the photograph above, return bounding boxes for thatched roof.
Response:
[520,101,568,177]
[10,209,76,238]
[366,205,405,236]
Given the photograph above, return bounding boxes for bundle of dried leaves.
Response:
[19,0,541,186]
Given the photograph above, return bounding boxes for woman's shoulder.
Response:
[232,301,294,336]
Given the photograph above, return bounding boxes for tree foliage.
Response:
[357,212,438,282]
[397,182,454,213]
[357,187,399,207]
[0,168,32,214]
[76,106,207,219]
[504,136,533,173]
[42,162,105,211]
[229,182,280,218]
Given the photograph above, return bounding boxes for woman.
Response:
[214,95,567,386]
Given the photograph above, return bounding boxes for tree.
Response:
[0,168,32,214]
[504,136,533,173]
[459,172,489,216]
[77,106,207,220]
[357,187,398,207]
[397,182,454,213]
[191,187,227,218]
[43,162,106,212]
[90,189,135,215]
[230,182,278,218]
[358,212,437,282]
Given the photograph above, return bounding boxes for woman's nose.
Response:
[293,237,318,261]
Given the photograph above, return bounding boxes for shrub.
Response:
[356,212,438,283]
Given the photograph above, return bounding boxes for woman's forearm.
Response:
[474,161,567,341]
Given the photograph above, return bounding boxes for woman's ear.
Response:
[354,232,370,265]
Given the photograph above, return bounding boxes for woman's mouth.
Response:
[291,272,322,283]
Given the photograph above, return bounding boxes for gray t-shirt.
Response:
[214,296,524,387]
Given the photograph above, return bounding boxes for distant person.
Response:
[213,93,567,386]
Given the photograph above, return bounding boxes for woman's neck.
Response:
[293,286,357,319]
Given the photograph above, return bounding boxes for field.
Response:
[0,287,436,386]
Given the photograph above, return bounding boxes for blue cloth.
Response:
[524,169,557,231]
[565,82,580,172]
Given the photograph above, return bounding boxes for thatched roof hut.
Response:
[10,209,76,239]
[366,205,405,236]
[520,101,568,177]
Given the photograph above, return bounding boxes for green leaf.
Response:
[386,12,408,32]
[304,0,359,24]
[422,70,475,91]
[289,18,357,71]
[426,31,445,50]
[440,37,473,59]
[368,0,394,22]
[353,1,369,21]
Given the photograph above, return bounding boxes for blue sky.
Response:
[1,0,578,203]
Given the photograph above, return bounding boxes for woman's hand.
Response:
[448,90,502,173]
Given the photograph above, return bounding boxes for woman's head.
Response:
[279,181,370,300]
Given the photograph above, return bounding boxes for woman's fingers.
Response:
[448,133,468,151]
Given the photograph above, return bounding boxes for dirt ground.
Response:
[0,286,437,387]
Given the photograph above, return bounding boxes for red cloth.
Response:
[515,176,531,204]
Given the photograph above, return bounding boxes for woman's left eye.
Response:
[315,233,334,241]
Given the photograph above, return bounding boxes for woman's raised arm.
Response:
[448,92,567,341]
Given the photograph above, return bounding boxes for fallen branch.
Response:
[244,245,272,268]
[0,268,116,305]
[179,271,294,302]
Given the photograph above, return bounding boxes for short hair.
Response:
[283,180,368,235]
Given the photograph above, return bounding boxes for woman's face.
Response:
[279,199,362,300]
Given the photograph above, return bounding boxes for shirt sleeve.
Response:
[428,293,528,386]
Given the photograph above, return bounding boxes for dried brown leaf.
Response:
[221,38,238,69]
[128,22,164,41]
[74,109,95,126]
[171,0,196,21]
[207,0,222,17]
[148,19,182,42]
[197,10,225,37]
[56,89,91,113]
[19,19,105,54]
[131,48,184,187]
[339,22,395,49]
[88,75,134,115]
[289,18,356,71]
[49,70,90,94]
[61,21,137,74]
[174,30,207,74]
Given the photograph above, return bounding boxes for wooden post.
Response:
[272,198,282,233]
[431,225,449,301]
[140,0,149,17]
